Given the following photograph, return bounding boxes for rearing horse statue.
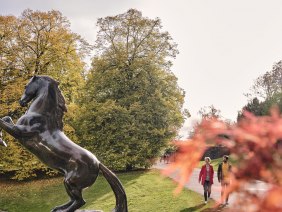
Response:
[0,75,128,212]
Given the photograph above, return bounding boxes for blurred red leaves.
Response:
[162,138,206,194]
[163,108,282,211]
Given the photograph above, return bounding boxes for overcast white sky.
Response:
[2,0,282,136]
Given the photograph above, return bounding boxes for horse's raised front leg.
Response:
[0,116,37,140]
[0,130,7,147]
[0,116,14,147]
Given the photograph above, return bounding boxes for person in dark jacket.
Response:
[217,155,232,204]
[199,157,214,204]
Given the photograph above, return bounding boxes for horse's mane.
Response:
[40,76,67,130]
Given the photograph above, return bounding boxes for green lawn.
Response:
[0,170,218,212]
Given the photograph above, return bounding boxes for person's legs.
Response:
[221,181,230,204]
[225,182,230,204]
[221,181,229,204]
[203,180,210,202]
[221,182,224,203]
[203,181,207,201]
[207,182,211,198]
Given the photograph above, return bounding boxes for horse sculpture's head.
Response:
[20,76,41,107]
[19,75,67,130]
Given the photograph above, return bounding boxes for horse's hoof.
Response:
[50,208,61,212]
[0,139,7,147]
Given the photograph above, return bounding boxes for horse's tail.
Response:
[99,163,128,212]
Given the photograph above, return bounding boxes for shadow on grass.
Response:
[180,203,205,212]
[200,204,227,212]
[79,170,148,210]
[0,170,146,212]
[180,203,227,212]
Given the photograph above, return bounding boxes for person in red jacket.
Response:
[199,157,214,204]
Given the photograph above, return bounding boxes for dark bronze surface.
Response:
[0,76,128,212]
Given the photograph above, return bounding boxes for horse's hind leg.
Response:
[51,180,76,212]
[63,179,85,212]
[51,178,85,212]
[63,167,99,212]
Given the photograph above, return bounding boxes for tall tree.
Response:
[239,61,282,121]
[79,9,185,170]
[238,93,282,121]
[198,105,222,119]
[0,9,90,179]
[246,61,282,100]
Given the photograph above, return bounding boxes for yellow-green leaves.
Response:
[79,9,185,171]
[0,9,89,180]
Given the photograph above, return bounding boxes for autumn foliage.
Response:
[163,108,282,211]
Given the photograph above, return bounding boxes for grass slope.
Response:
[0,170,216,212]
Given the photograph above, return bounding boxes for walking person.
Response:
[217,155,232,205]
[199,157,214,204]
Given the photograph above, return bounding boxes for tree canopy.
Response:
[78,9,185,170]
[238,61,282,120]
[0,9,90,179]
[198,105,222,120]
[0,8,186,178]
